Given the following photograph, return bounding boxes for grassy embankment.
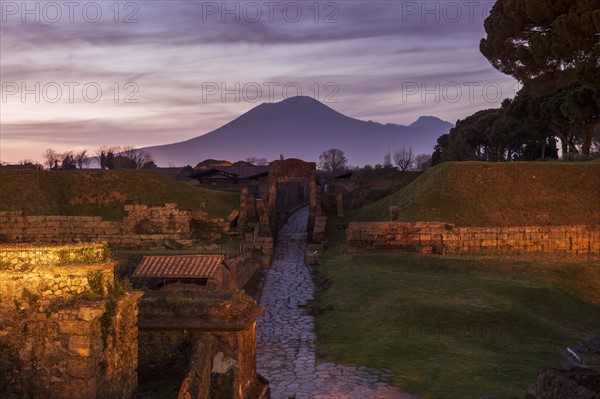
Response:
[352,161,600,226]
[315,162,600,398]
[0,169,239,220]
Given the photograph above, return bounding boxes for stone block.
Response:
[227,209,240,222]
[68,335,91,357]
[67,356,94,379]
[77,306,105,322]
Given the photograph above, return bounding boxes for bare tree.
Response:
[414,153,432,171]
[95,146,119,169]
[95,146,114,157]
[43,148,61,169]
[74,150,91,169]
[245,157,269,166]
[319,148,348,175]
[383,151,392,168]
[60,151,77,170]
[120,146,154,169]
[393,147,414,172]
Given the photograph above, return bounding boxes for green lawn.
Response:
[0,169,239,220]
[314,221,600,398]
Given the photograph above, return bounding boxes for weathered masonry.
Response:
[0,203,192,248]
[137,288,269,399]
[347,222,600,255]
[267,159,318,236]
[0,243,142,399]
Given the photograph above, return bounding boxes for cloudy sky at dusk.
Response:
[0,0,518,163]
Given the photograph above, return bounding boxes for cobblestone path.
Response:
[256,207,417,399]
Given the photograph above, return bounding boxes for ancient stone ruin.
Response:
[267,159,318,236]
[0,243,142,399]
[0,241,270,399]
[531,334,600,398]
[134,260,269,398]
[0,204,192,248]
[347,221,600,256]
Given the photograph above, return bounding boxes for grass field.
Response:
[351,162,600,226]
[314,217,600,399]
[0,169,239,220]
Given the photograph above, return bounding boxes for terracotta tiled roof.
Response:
[132,255,225,279]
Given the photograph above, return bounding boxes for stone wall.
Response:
[138,292,268,399]
[340,171,421,210]
[0,203,192,249]
[210,322,260,399]
[0,243,142,399]
[138,329,203,379]
[238,187,257,229]
[347,222,600,255]
[143,323,267,399]
[534,368,600,398]
[178,338,211,399]
[267,159,318,235]
[0,244,114,314]
[328,179,361,210]
[225,252,264,290]
[238,189,274,261]
[254,236,274,258]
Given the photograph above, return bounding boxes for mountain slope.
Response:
[351,162,600,226]
[409,115,454,130]
[144,97,453,166]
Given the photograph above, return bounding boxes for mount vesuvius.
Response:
[143,96,454,166]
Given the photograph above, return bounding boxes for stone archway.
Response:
[267,159,318,236]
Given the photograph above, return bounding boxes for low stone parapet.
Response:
[347,222,600,256]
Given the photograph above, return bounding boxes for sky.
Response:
[0,0,518,163]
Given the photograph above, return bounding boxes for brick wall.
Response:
[0,203,192,248]
[347,222,600,255]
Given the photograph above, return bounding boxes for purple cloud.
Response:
[0,0,513,163]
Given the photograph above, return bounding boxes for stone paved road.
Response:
[257,208,418,399]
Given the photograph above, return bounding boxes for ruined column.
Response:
[336,193,344,218]
[239,187,248,229]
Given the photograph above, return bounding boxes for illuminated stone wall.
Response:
[0,203,192,248]
[0,243,142,399]
[347,222,600,255]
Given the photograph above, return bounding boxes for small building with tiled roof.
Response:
[190,166,270,183]
[132,254,229,289]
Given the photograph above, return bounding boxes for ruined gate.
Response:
[267,159,318,236]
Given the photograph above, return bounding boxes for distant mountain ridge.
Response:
[144,96,454,166]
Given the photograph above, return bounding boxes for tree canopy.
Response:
[431,86,577,163]
[480,0,600,89]
[319,148,348,176]
[434,0,600,162]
